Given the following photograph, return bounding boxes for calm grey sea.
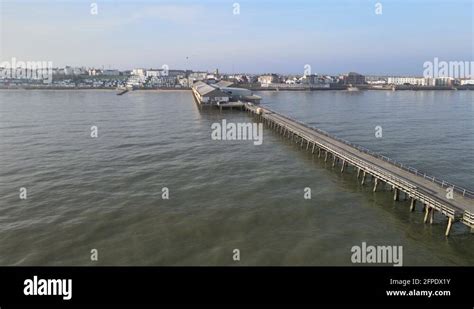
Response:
[0,89,472,265]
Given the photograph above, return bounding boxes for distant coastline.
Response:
[1,85,472,91]
[0,86,192,91]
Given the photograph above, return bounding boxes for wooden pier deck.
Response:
[244,103,474,236]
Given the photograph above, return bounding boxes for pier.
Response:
[244,103,474,236]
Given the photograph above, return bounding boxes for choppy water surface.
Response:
[0,89,472,265]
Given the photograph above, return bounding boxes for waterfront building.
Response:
[434,77,454,86]
[127,74,146,88]
[342,72,366,85]
[365,76,388,84]
[146,70,162,77]
[302,74,331,85]
[323,75,338,84]
[131,68,146,77]
[146,75,178,88]
[188,72,208,85]
[192,81,229,105]
[460,79,474,85]
[258,74,280,85]
[188,72,207,80]
[387,77,427,86]
[284,76,301,84]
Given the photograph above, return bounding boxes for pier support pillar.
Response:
[445,217,453,237]
[424,206,431,223]
[357,168,361,178]
[393,187,399,201]
[430,208,435,224]
[361,171,366,185]
[341,160,345,173]
[324,152,329,162]
[318,148,321,158]
[311,143,316,154]
[306,140,309,150]
[410,198,416,212]
[373,178,379,192]
[332,156,337,167]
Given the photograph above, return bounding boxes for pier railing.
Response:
[259,105,474,199]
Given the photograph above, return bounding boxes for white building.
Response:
[258,74,279,85]
[127,75,146,87]
[188,72,207,85]
[285,78,298,84]
[366,80,387,85]
[131,68,146,77]
[148,76,178,88]
[460,79,474,85]
[189,72,207,80]
[146,70,162,77]
[178,77,191,87]
[387,77,427,86]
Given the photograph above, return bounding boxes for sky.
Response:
[0,0,472,75]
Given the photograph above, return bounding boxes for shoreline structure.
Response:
[243,103,474,236]
[0,85,472,91]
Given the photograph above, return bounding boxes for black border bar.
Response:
[0,267,472,306]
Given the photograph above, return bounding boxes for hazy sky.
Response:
[0,0,472,75]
